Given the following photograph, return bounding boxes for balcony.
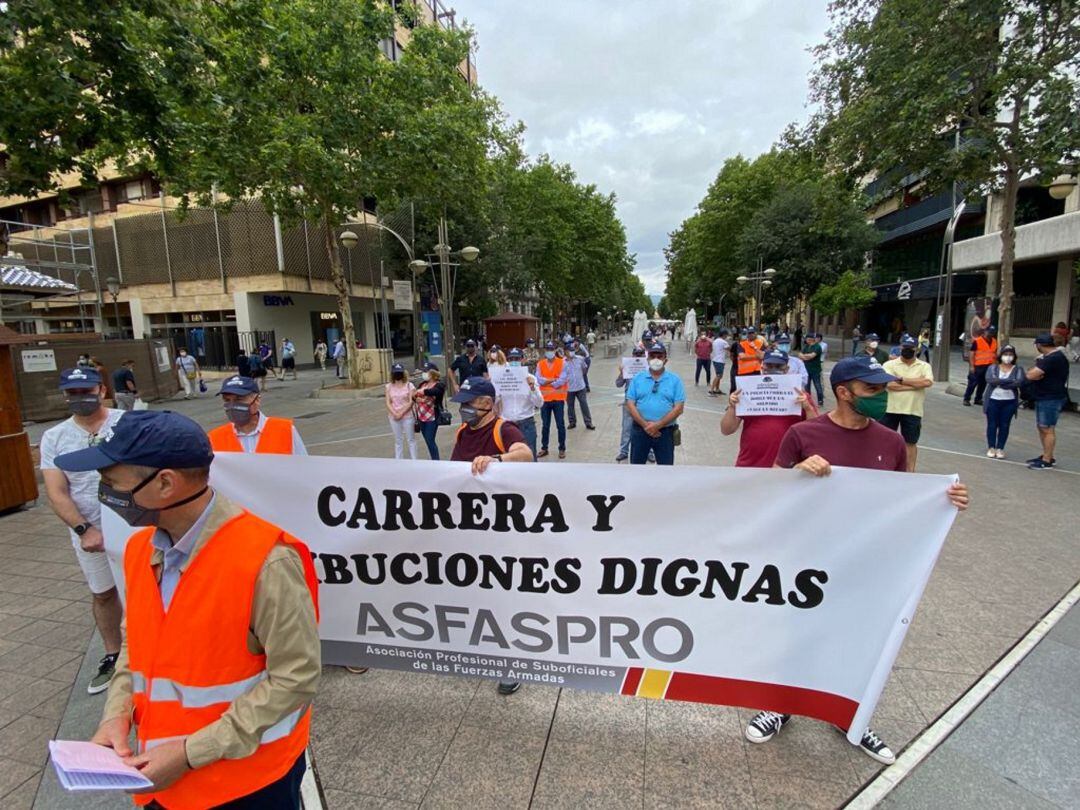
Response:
[953,210,1080,271]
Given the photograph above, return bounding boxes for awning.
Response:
[1,263,78,293]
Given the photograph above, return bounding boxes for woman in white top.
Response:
[983,344,1023,459]
[384,362,417,459]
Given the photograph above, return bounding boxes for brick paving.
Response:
[2,342,1078,808]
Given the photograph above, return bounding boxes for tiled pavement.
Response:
[3,341,1078,808]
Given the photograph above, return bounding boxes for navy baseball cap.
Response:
[900,335,917,348]
[865,332,880,341]
[526,338,536,345]
[217,375,258,396]
[489,344,501,352]
[544,341,556,350]
[986,325,997,334]
[464,339,477,347]
[632,346,646,356]
[642,330,653,340]
[420,361,439,372]
[1034,333,1055,346]
[647,342,667,355]
[58,367,102,390]
[451,376,497,402]
[830,355,898,387]
[53,411,214,472]
[762,350,789,367]
[507,347,523,359]
[391,362,405,373]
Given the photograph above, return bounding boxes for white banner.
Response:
[21,349,57,373]
[735,373,803,416]
[489,364,529,397]
[392,280,412,312]
[197,455,955,742]
[620,356,648,380]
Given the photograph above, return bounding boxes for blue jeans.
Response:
[619,401,633,457]
[567,389,592,427]
[695,358,711,384]
[630,423,675,465]
[419,419,439,460]
[805,371,824,405]
[964,365,990,403]
[514,417,537,459]
[985,398,1018,449]
[1035,397,1066,428]
[541,400,566,451]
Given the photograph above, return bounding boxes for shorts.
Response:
[73,539,116,594]
[1035,398,1066,428]
[713,362,725,376]
[282,356,296,370]
[880,412,922,444]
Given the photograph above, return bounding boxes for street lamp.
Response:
[736,261,776,327]
[105,276,122,338]
[1048,175,1077,200]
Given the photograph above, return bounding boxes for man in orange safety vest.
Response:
[207,375,307,455]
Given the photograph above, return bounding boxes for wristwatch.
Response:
[73,522,91,536]
[491,454,502,462]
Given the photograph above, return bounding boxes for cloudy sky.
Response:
[457,1,831,296]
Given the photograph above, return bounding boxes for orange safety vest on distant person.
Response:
[737,339,762,375]
[123,513,318,809]
[972,336,997,367]
[208,416,294,454]
[537,357,568,402]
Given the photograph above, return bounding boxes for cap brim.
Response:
[58,382,100,390]
[53,444,116,472]
[450,390,479,403]
[857,370,899,384]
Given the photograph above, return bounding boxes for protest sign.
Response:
[620,356,648,380]
[489,364,529,397]
[201,454,957,742]
[735,373,803,416]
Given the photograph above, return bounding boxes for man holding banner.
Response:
[743,355,969,763]
[55,411,320,808]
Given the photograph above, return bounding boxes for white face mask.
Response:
[867,341,879,349]
[1001,355,1015,365]
[422,371,432,381]
[648,358,665,371]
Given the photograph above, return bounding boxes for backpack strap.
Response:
[493,418,506,453]
[454,423,467,446]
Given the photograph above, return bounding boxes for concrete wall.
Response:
[242,291,381,357]
[953,210,1080,271]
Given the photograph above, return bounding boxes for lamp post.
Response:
[1048,175,1077,200]
[105,276,122,339]
[932,200,968,383]
[735,260,776,328]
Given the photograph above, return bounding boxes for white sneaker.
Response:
[986,448,996,458]
[855,728,896,764]
[995,449,1006,459]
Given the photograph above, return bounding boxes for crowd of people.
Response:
[36,308,1078,803]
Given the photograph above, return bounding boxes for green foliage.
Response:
[809,270,877,316]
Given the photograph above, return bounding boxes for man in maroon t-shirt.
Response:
[745,355,970,765]
[720,350,817,467]
[449,376,533,695]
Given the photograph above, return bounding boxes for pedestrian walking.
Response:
[248,348,269,391]
[709,329,731,396]
[881,336,934,472]
[851,325,862,356]
[385,362,418,460]
[964,326,998,406]
[797,333,825,407]
[918,327,932,361]
[208,375,308,454]
[279,337,297,380]
[494,348,543,458]
[747,355,969,764]
[58,411,320,809]
[983,344,1023,458]
[536,341,568,459]
[1024,332,1070,469]
[564,338,594,431]
[694,332,713,386]
[412,361,446,460]
[721,350,816,467]
[111,359,138,411]
[259,342,277,382]
[333,337,346,379]
[39,368,125,695]
[175,348,201,399]
[314,339,328,371]
[625,342,685,465]
[236,348,252,378]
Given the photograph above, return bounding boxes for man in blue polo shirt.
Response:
[625,342,686,465]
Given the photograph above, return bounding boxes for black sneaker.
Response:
[1026,456,1056,465]
[585,425,596,430]
[963,400,972,406]
[745,710,791,743]
[615,453,628,462]
[88,653,119,695]
[855,728,896,764]
[1028,458,1054,470]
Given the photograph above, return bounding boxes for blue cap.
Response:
[464,339,477,347]
[53,411,214,472]
[391,363,406,373]
[900,335,917,348]
[421,361,439,372]
[507,348,523,359]
[865,332,880,341]
[526,338,536,345]
[642,330,653,340]
[762,350,789,366]
[646,342,667,355]
[58,367,102,390]
[216,375,259,396]
[544,341,556,350]
[451,376,497,402]
[1034,332,1055,346]
[564,339,575,347]
[830,355,898,388]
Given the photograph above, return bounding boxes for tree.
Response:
[810,0,1080,342]
[809,270,877,316]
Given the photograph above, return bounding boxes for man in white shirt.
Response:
[709,329,731,396]
[494,348,544,458]
[39,367,125,695]
[332,338,347,379]
[174,349,201,399]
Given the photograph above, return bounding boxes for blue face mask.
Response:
[778,343,790,353]
[509,361,521,367]
[544,351,555,360]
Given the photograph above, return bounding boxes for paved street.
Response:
[3,340,1078,808]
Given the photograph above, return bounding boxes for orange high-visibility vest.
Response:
[737,339,762,375]
[973,336,997,367]
[208,416,294,454]
[124,513,318,809]
[537,357,567,402]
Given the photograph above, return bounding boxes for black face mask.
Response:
[98,469,208,527]
[459,404,490,427]
[67,395,100,417]
[900,348,916,359]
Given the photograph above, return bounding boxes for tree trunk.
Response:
[996,102,1023,345]
[322,211,361,387]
